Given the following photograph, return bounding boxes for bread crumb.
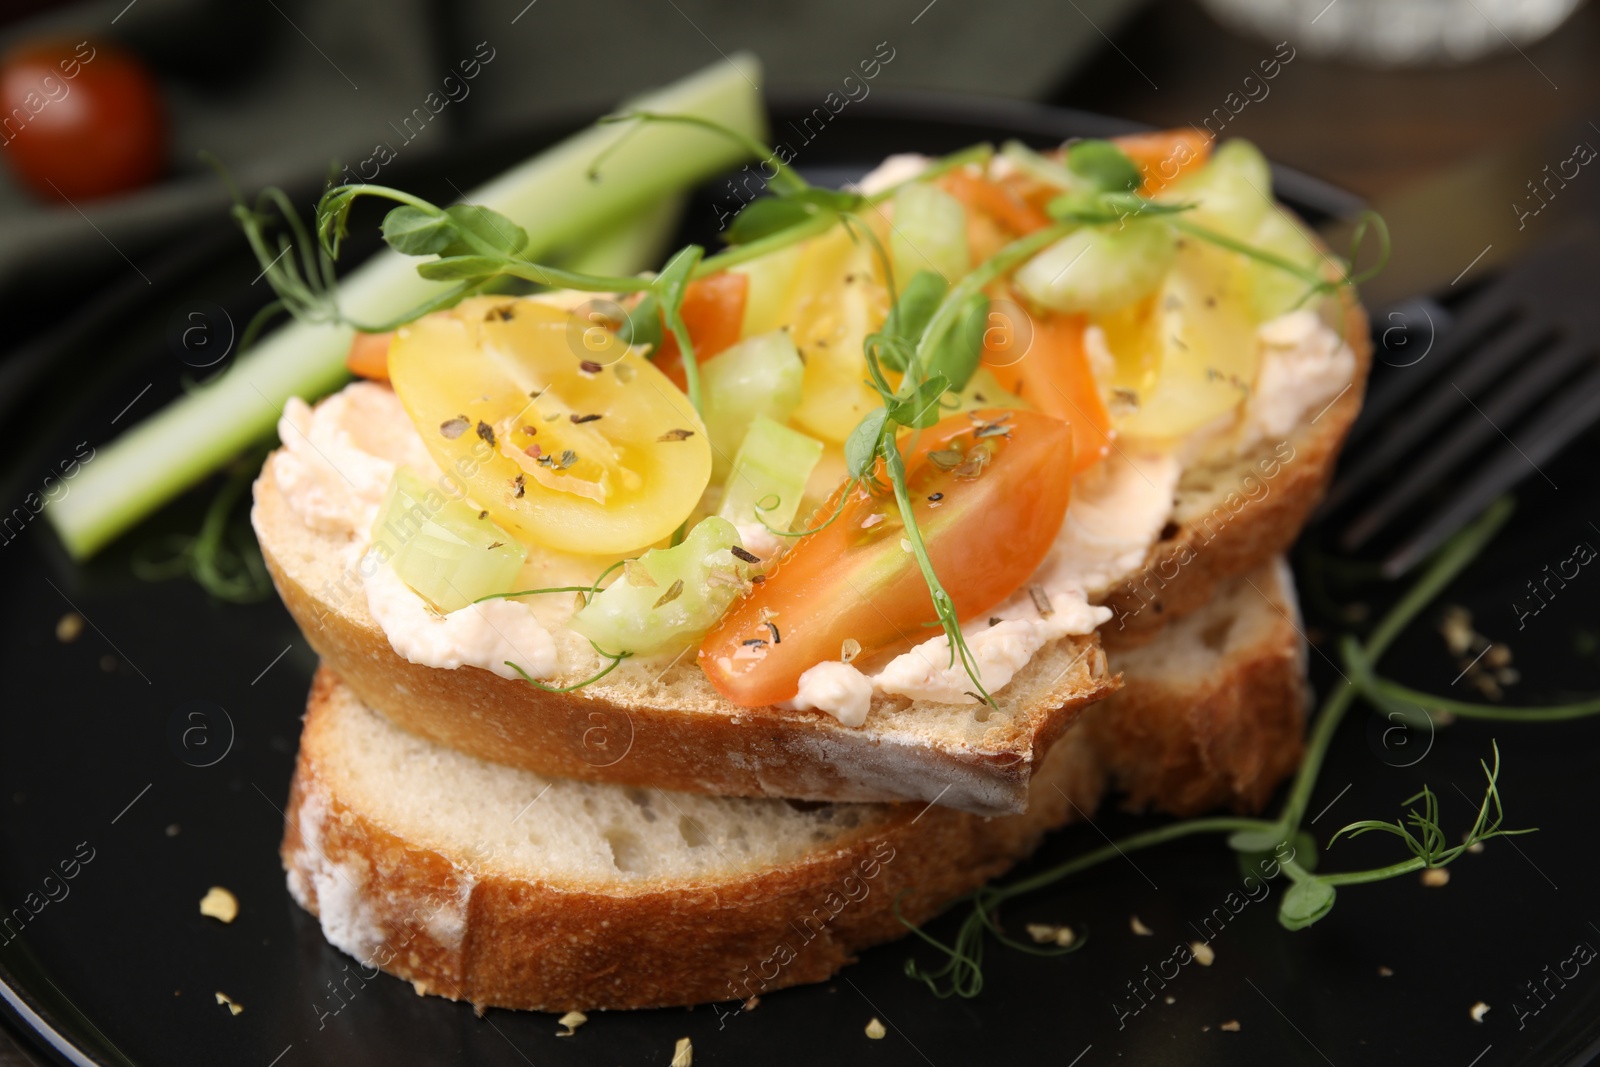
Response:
[1220,1020,1241,1032]
[1201,1025,1212,1033]
[1164,995,1176,1005]
[214,992,242,1016]
[1466,839,1485,854]
[1026,923,1076,947]
[1190,941,1215,966]
[556,1011,587,1036]
[1378,965,1394,977]
[55,613,84,643]
[1421,868,1450,888]
[199,886,238,924]
[1470,1001,1490,1023]
[412,980,429,996]
[165,824,181,837]
[671,1036,692,1066]
[742,996,760,1011]
[1130,915,1153,936]
[865,1017,886,1040]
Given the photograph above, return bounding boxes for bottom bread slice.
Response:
[282,560,1307,1012]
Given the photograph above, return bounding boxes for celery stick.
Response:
[699,330,805,475]
[48,56,765,560]
[373,468,527,613]
[890,182,969,284]
[718,416,823,533]
[549,194,686,277]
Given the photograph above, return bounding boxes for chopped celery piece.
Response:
[700,330,805,475]
[890,181,969,284]
[372,467,527,613]
[1015,219,1176,315]
[730,243,803,337]
[569,516,751,655]
[1000,140,1082,191]
[1248,209,1325,320]
[1158,139,1273,239]
[718,416,823,533]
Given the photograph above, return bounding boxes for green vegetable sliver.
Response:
[46,55,767,560]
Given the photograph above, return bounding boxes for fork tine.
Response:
[1348,292,1516,445]
[1381,362,1600,577]
[1341,339,1590,549]
[1321,317,1549,515]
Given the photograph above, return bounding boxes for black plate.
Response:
[2,94,1599,1067]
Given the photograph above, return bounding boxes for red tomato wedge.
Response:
[652,271,749,390]
[939,171,1052,236]
[699,409,1073,708]
[346,330,393,381]
[1112,128,1213,195]
[985,312,1112,474]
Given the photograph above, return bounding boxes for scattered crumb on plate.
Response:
[1421,868,1450,888]
[55,613,83,643]
[1190,941,1215,966]
[1220,1020,1241,1032]
[1471,1001,1490,1023]
[1164,995,1176,1005]
[1378,965,1394,977]
[1130,915,1153,936]
[556,1010,586,1036]
[671,1036,692,1066]
[199,886,238,923]
[865,1017,886,1040]
[214,992,242,1016]
[742,996,760,1011]
[1026,923,1076,947]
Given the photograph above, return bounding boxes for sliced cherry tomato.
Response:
[346,330,393,381]
[699,408,1073,708]
[984,311,1112,474]
[0,39,166,200]
[939,170,1052,236]
[652,271,749,390]
[1112,129,1213,196]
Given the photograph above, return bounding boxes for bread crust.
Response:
[1098,294,1370,648]
[285,563,1306,1013]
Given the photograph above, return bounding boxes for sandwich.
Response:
[252,129,1369,816]
[256,120,1370,1011]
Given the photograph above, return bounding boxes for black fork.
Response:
[1322,225,1600,577]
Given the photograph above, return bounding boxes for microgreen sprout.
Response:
[897,497,1600,996]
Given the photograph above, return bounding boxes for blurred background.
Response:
[2,0,1597,347]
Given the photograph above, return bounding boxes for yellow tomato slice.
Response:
[781,225,891,443]
[388,297,711,555]
[1098,238,1260,440]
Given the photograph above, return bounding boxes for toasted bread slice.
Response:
[281,560,1304,1012]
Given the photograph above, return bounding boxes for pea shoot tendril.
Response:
[896,498,1600,998]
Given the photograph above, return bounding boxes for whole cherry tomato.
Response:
[0,39,167,200]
